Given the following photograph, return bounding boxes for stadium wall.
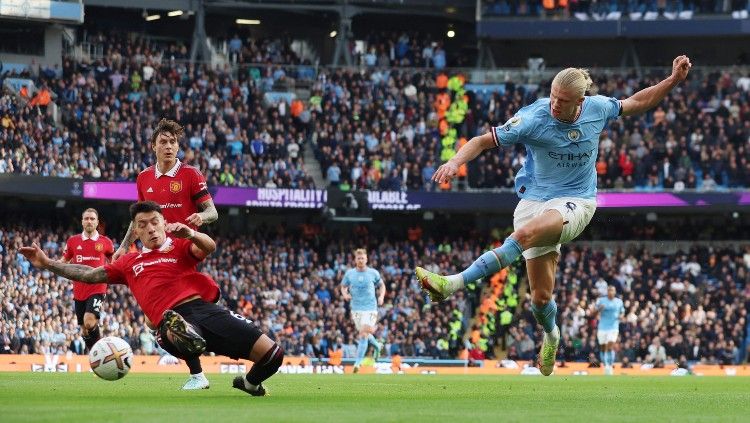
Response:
[0,24,65,69]
[1,355,747,377]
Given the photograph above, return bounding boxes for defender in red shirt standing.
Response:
[112,119,219,389]
[114,118,218,260]
[62,208,114,352]
[21,201,283,397]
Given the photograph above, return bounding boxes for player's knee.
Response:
[531,289,552,306]
[511,227,533,248]
[83,315,98,331]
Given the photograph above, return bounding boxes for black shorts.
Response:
[168,299,263,360]
[74,294,104,325]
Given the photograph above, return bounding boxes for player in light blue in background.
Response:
[417,55,692,376]
[596,285,625,375]
[341,248,386,373]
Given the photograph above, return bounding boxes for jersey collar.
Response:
[155,159,182,178]
[81,231,100,241]
[141,237,173,253]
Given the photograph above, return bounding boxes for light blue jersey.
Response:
[492,95,621,201]
[342,267,382,312]
[596,296,625,331]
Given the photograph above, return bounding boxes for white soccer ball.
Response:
[88,336,133,381]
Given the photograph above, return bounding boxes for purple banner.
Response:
[82,182,750,212]
[83,182,137,201]
[596,193,689,208]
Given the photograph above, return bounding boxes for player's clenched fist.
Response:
[166,222,195,239]
[670,55,691,83]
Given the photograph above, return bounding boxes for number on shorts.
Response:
[92,298,102,312]
[229,311,254,325]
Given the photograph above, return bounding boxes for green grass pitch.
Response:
[0,373,748,422]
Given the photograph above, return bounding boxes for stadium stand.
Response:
[2,219,747,366]
[482,0,750,19]
[5,62,750,191]
[4,42,750,191]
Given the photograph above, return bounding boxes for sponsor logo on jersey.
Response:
[132,257,179,276]
[76,255,100,263]
[160,203,183,209]
[548,147,597,167]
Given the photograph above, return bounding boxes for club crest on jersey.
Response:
[169,181,182,193]
[95,243,103,252]
[567,129,581,142]
[358,276,364,282]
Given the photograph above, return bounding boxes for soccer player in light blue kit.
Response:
[416,55,691,376]
[596,285,625,375]
[341,248,386,373]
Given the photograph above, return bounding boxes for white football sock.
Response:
[445,274,464,293]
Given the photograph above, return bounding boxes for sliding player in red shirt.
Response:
[21,201,282,396]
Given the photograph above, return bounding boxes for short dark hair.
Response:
[129,201,162,221]
[150,118,184,144]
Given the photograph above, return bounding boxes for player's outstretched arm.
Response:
[19,243,109,283]
[432,132,496,184]
[113,221,135,261]
[620,55,691,117]
[166,222,216,258]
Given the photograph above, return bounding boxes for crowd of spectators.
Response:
[223,33,304,66]
[483,0,750,19]
[504,243,750,366]
[354,31,453,69]
[3,34,750,193]
[313,67,750,192]
[1,216,748,367]
[0,220,471,360]
[0,33,315,188]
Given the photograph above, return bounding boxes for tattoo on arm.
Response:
[46,262,108,283]
[198,200,218,224]
[119,222,135,250]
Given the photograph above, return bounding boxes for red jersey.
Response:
[136,160,212,230]
[63,232,114,300]
[104,237,219,326]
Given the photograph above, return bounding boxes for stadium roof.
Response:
[83,0,476,21]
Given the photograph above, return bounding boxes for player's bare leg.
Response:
[82,312,101,352]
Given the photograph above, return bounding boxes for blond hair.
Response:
[354,248,367,256]
[552,68,593,99]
